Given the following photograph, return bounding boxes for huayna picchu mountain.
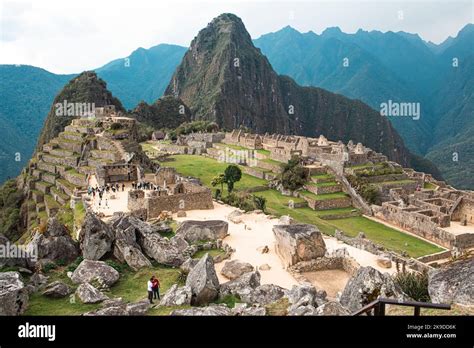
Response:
[165,13,418,168]
[36,71,125,151]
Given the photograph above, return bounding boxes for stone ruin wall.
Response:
[146,187,213,218]
[376,202,457,249]
[451,198,474,224]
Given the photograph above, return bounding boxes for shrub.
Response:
[253,195,266,212]
[66,256,84,273]
[43,262,58,273]
[394,270,430,302]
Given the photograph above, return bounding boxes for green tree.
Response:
[281,156,306,191]
[224,165,242,193]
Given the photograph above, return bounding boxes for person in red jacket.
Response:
[151,276,160,300]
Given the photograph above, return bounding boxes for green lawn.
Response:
[424,182,438,190]
[193,248,226,259]
[327,217,444,257]
[311,173,334,180]
[159,155,267,193]
[25,264,183,316]
[158,154,444,258]
[300,190,348,201]
[375,179,417,186]
[255,189,305,206]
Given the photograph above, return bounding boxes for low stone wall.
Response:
[153,143,188,154]
[242,166,266,179]
[417,250,452,263]
[365,173,409,183]
[58,140,83,153]
[305,183,342,195]
[289,254,360,278]
[256,160,283,173]
[146,189,213,218]
[303,195,352,210]
[37,161,56,174]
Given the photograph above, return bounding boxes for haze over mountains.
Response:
[0,18,472,188]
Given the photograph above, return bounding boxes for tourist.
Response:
[105,198,108,208]
[152,276,160,300]
[122,184,125,191]
[147,277,154,304]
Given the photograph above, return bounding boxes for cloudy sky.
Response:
[1,0,472,74]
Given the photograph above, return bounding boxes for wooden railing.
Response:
[352,298,451,316]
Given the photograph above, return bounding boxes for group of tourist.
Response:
[132,181,161,191]
[87,183,126,209]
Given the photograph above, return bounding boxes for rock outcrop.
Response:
[137,232,188,267]
[160,284,193,306]
[176,220,229,243]
[70,259,120,287]
[42,281,72,298]
[0,272,29,315]
[220,260,254,280]
[219,271,261,299]
[428,259,474,306]
[28,218,79,265]
[273,224,326,267]
[315,301,351,316]
[75,282,108,304]
[185,253,220,305]
[171,304,232,316]
[79,212,115,260]
[340,266,407,312]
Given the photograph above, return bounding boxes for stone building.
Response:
[375,188,474,250]
[127,167,213,219]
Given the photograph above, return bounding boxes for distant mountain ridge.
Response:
[0,22,472,187]
[164,13,412,166]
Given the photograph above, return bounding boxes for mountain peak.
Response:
[322,26,343,36]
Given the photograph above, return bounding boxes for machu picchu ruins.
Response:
[1,11,473,331]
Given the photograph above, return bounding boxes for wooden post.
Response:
[414,307,421,316]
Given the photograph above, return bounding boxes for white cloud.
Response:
[0,0,472,74]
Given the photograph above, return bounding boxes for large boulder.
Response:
[273,224,326,267]
[114,238,152,271]
[180,258,199,274]
[28,218,79,265]
[0,272,29,315]
[70,259,119,287]
[340,266,407,313]
[176,220,228,243]
[42,281,71,298]
[79,212,115,260]
[75,283,108,304]
[286,283,327,308]
[231,303,266,316]
[84,297,150,316]
[185,253,220,305]
[219,271,261,299]
[171,304,232,316]
[132,220,189,267]
[221,260,254,280]
[160,284,192,306]
[287,304,318,316]
[315,301,351,316]
[428,259,474,306]
[240,284,286,305]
